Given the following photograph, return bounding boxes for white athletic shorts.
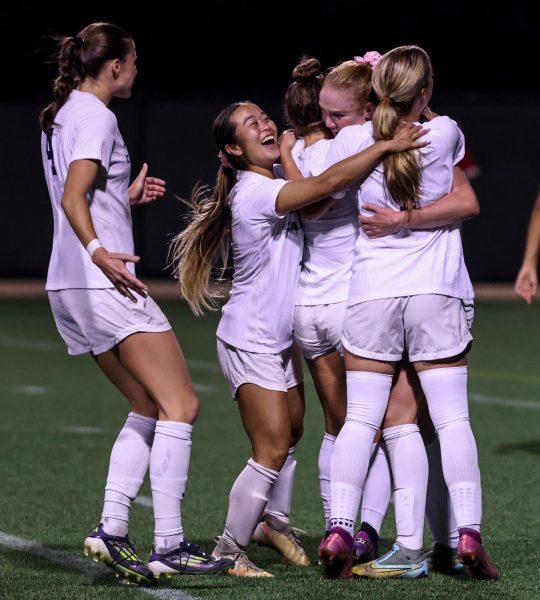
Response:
[48,288,171,356]
[342,294,474,362]
[216,338,304,399]
[294,301,347,360]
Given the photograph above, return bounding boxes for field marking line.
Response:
[470,393,540,410]
[0,531,199,599]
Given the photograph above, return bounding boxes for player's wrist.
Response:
[86,238,102,258]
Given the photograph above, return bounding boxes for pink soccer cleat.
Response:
[457,528,500,581]
[318,526,353,579]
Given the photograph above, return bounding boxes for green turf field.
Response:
[0,298,539,599]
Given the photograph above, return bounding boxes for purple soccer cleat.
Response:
[148,541,234,579]
[318,526,353,579]
[352,529,378,564]
[83,523,156,586]
[457,528,500,581]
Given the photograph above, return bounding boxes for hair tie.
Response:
[73,35,84,49]
[218,150,233,169]
[381,95,392,104]
[353,50,381,70]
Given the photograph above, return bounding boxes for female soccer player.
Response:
[320,45,499,581]
[171,100,426,576]
[39,22,233,584]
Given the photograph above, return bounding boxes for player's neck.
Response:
[77,80,112,106]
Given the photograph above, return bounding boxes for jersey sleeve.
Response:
[324,125,373,199]
[71,109,118,171]
[424,116,465,167]
[308,139,332,176]
[237,178,289,223]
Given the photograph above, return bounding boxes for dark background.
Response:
[1,1,538,281]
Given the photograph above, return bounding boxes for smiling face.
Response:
[225,103,279,172]
[319,84,373,135]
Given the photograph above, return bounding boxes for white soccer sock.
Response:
[223,458,278,547]
[330,371,392,534]
[360,442,392,534]
[265,447,296,526]
[419,367,481,532]
[150,420,192,553]
[425,437,458,548]
[101,412,156,537]
[383,424,428,550]
[318,433,336,532]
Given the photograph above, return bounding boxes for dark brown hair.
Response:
[170,102,250,315]
[284,56,328,137]
[39,22,132,132]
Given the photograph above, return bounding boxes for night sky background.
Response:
[1,1,538,280]
[2,2,537,99]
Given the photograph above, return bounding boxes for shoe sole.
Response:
[352,562,428,579]
[225,566,273,577]
[83,538,156,586]
[148,558,235,578]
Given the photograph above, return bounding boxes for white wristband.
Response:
[86,238,102,257]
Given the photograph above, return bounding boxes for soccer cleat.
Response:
[212,535,273,577]
[83,523,156,586]
[352,529,378,565]
[457,528,500,581]
[352,543,428,579]
[316,532,330,566]
[252,521,311,566]
[425,542,469,577]
[318,526,353,579]
[148,541,234,578]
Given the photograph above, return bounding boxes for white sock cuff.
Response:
[127,411,157,425]
[155,421,193,440]
[418,366,468,383]
[322,433,337,447]
[383,424,420,442]
[126,412,157,438]
[247,458,279,483]
[346,371,393,384]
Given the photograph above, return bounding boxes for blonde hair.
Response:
[371,45,432,209]
[170,102,248,315]
[324,59,375,108]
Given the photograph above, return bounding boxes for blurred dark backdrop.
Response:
[1,1,538,281]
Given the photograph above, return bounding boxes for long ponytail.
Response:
[170,102,249,315]
[39,22,132,132]
[170,168,234,316]
[371,46,432,210]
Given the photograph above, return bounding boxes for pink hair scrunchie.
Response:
[353,50,382,70]
[218,150,233,169]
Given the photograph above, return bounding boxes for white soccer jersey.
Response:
[326,118,474,303]
[292,138,359,306]
[216,170,303,353]
[41,90,134,290]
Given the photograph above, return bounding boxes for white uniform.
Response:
[326,118,473,361]
[41,90,170,355]
[216,170,304,396]
[43,90,135,290]
[292,138,359,360]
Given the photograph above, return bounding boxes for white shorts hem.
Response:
[342,338,402,362]
[408,337,473,362]
[67,322,171,356]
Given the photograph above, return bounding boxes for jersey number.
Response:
[46,128,57,176]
